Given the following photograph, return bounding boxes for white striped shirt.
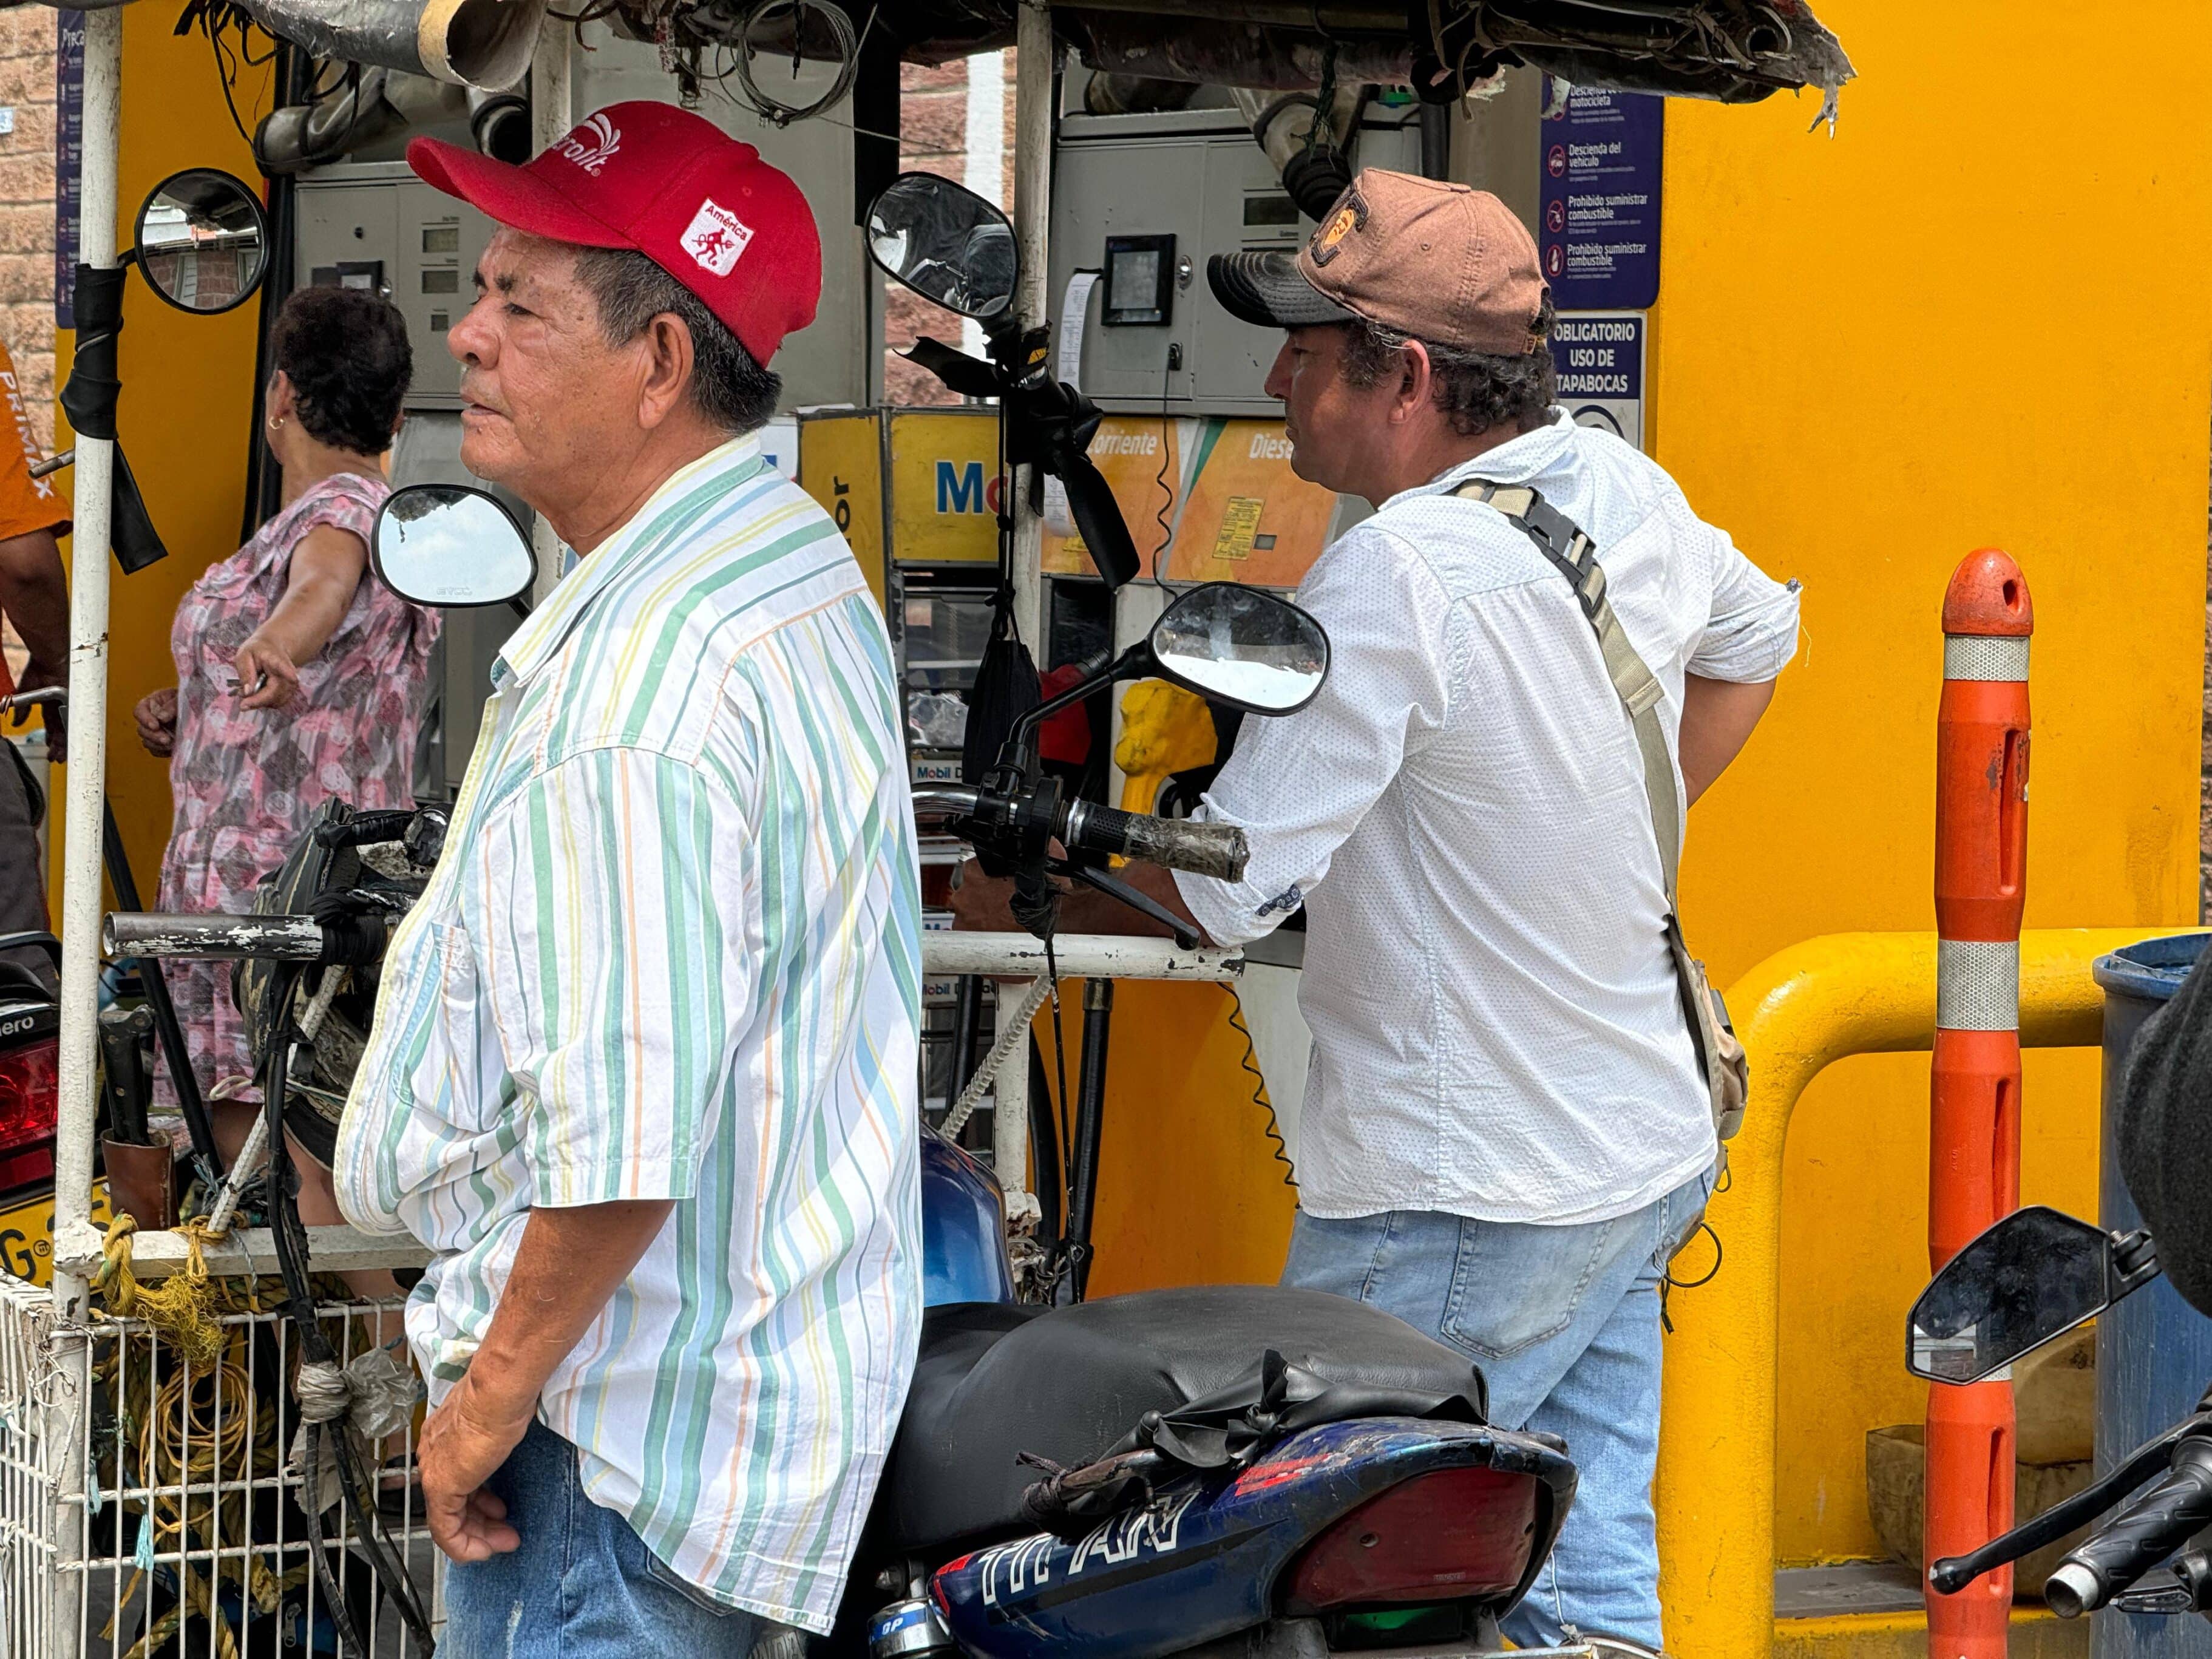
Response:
[334,434,923,1632]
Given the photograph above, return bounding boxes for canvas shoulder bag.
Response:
[1449,478,1751,1145]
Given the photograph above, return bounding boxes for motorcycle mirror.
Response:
[370,484,536,610]
[132,168,268,315]
[866,172,1018,321]
[1147,583,1329,715]
[1907,1205,2159,1385]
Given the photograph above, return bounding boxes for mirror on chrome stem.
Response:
[865,172,1018,321]
[134,168,268,315]
[370,484,537,612]
[1148,583,1329,716]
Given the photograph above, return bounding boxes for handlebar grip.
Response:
[2047,1441,2212,1617]
[313,809,419,850]
[1068,804,1249,883]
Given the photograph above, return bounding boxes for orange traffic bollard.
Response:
[1926,549,2033,1659]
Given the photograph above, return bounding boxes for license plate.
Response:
[0,1181,110,1288]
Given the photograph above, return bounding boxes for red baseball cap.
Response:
[409,101,822,365]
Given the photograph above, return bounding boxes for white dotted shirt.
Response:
[1175,411,1799,1226]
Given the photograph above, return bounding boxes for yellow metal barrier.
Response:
[1655,928,2164,1659]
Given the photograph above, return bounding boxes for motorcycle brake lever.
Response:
[1070,864,1201,951]
[1931,1414,2212,1593]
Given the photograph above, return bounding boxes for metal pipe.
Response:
[230,0,549,89]
[103,911,326,960]
[1064,977,1114,1301]
[1006,0,1051,662]
[994,0,1055,1226]
[48,19,120,1654]
[1653,926,2161,1659]
[926,930,1240,981]
[51,5,119,1294]
[529,15,572,605]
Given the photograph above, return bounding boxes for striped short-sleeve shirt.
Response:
[333,434,924,1633]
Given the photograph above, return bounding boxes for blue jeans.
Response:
[442,1422,761,1659]
[1282,1169,1714,1652]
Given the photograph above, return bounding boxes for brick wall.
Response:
[0,6,55,453]
[0,5,54,687]
[885,50,1013,405]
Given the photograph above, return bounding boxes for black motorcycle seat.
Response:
[880,1284,1487,1553]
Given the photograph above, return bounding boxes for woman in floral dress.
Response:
[134,285,433,1182]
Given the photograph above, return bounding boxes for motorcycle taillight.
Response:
[0,1036,59,1190]
[1284,1465,1541,1612]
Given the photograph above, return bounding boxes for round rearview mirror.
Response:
[134,168,268,315]
[1149,583,1329,715]
[371,484,535,609]
[866,172,1017,321]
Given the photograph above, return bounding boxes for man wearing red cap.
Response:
[334,104,922,1655]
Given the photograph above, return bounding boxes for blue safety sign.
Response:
[1539,78,1663,312]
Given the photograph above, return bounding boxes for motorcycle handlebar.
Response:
[313,809,419,850]
[2046,1439,2212,1617]
[1064,801,1249,883]
[104,912,327,961]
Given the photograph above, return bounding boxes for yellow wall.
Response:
[1654,0,2203,1562]
[49,10,274,909]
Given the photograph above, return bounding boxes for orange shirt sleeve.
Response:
[0,337,69,545]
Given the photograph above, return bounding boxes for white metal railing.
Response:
[78,932,1243,1284]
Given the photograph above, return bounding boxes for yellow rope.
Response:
[88,1213,409,1654]
[92,1215,226,1372]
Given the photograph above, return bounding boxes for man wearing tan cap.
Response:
[1187,171,1799,1651]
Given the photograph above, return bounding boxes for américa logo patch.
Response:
[682,197,756,277]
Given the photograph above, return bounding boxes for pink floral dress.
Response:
[154,472,438,1105]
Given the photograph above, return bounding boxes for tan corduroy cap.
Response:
[1209,169,1549,355]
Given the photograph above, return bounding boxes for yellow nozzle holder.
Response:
[1115,680,1218,819]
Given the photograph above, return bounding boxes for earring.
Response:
[268,415,285,431]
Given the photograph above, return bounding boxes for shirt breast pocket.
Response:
[387,918,507,1138]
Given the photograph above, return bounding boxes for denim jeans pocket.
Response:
[643,1550,749,1620]
[1440,1212,1621,1362]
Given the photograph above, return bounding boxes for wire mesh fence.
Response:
[1,1272,438,1659]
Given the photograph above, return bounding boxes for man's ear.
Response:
[636,313,697,432]
[1392,340,1434,426]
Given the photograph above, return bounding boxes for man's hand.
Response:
[133,688,178,758]
[947,856,1201,941]
[416,1198,674,1561]
[10,658,64,762]
[949,860,1019,932]
[418,1371,528,1562]
[234,636,302,711]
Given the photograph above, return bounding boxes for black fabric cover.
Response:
[2119,948,2212,1318]
[878,1285,1488,1552]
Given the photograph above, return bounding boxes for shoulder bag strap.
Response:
[1448,479,1682,898]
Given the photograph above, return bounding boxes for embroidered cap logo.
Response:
[682,197,755,278]
[555,112,622,176]
[1309,195,1365,268]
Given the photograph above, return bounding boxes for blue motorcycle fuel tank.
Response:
[921,1127,1018,1307]
[927,1418,1576,1659]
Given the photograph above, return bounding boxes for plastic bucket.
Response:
[2092,933,2212,1658]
